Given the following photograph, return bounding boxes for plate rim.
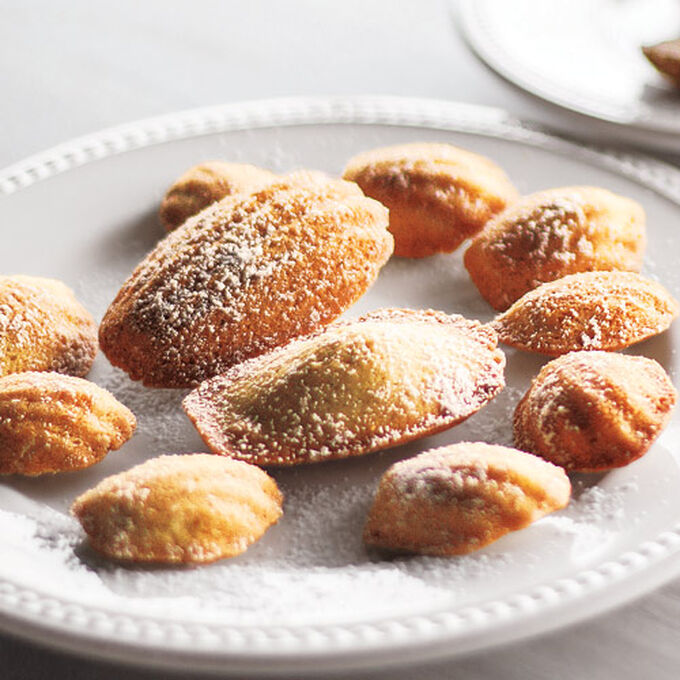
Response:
[459,0,680,136]
[2,95,680,675]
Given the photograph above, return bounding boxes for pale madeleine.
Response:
[183,308,506,466]
[72,454,283,563]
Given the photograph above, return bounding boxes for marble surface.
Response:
[2,1,680,677]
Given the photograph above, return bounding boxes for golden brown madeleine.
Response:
[183,309,506,466]
[159,161,277,231]
[464,186,646,311]
[514,351,677,472]
[0,372,135,476]
[363,442,570,556]
[0,275,97,378]
[100,176,393,387]
[71,454,282,564]
[643,39,680,88]
[492,271,678,356]
[342,142,518,258]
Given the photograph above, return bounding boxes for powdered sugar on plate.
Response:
[0,451,654,626]
[0,249,674,627]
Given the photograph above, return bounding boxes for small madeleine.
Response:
[183,309,506,466]
[642,39,680,88]
[71,454,283,564]
[159,161,277,231]
[343,142,518,258]
[465,186,646,311]
[0,372,135,476]
[363,442,570,556]
[0,275,97,378]
[514,351,677,472]
[492,270,678,356]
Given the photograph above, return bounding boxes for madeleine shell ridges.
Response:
[71,454,283,564]
[0,275,97,378]
[363,442,571,556]
[99,176,393,387]
[492,270,679,356]
[0,371,136,476]
[159,161,277,231]
[514,351,677,472]
[343,142,518,258]
[183,308,506,466]
[464,186,646,311]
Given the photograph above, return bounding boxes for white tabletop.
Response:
[2,1,679,677]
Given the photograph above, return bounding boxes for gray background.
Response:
[1,1,678,678]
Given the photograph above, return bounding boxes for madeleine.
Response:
[72,454,283,563]
[343,142,517,257]
[514,351,677,472]
[0,275,97,378]
[100,175,393,387]
[465,186,646,311]
[492,271,678,356]
[183,309,506,466]
[0,372,135,476]
[159,161,276,231]
[363,442,570,555]
[642,39,680,88]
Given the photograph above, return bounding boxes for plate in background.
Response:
[461,0,680,152]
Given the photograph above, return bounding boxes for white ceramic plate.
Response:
[1,97,680,676]
[460,0,680,152]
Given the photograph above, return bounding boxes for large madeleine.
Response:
[0,275,97,378]
[343,142,517,258]
[0,372,135,476]
[363,442,570,556]
[71,454,283,564]
[183,309,506,466]
[492,271,678,356]
[465,186,646,311]
[514,351,677,472]
[100,175,392,387]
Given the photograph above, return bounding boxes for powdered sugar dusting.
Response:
[90,363,197,450]
[465,187,646,311]
[184,309,506,465]
[494,270,679,355]
[0,460,652,626]
[0,276,97,378]
[0,338,651,627]
[99,177,392,387]
[488,197,587,266]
